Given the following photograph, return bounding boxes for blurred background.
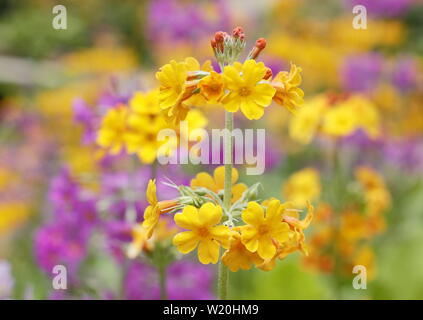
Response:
[0,0,422,299]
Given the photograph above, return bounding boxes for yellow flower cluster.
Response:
[96,89,207,163]
[134,170,313,271]
[302,166,390,279]
[156,57,304,122]
[289,94,380,144]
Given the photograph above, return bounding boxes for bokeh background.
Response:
[0,0,422,300]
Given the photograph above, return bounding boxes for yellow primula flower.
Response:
[222,230,264,272]
[347,96,380,138]
[129,89,161,117]
[271,63,304,113]
[240,200,291,260]
[125,89,179,163]
[289,96,326,144]
[190,166,247,204]
[96,105,128,155]
[199,71,225,103]
[282,168,321,208]
[156,58,203,124]
[321,103,357,137]
[156,60,188,109]
[222,59,276,120]
[127,218,177,259]
[127,224,152,259]
[142,179,178,238]
[173,203,230,264]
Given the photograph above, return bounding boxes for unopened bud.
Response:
[248,38,267,60]
[214,31,226,51]
[255,38,266,50]
[232,26,245,39]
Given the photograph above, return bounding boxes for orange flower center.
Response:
[197,227,210,238]
[258,224,270,235]
[239,87,251,97]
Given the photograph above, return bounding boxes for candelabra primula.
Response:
[105,27,309,300]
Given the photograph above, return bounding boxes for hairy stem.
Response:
[218,110,234,300]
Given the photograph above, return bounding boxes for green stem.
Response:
[158,263,167,300]
[218,253,229,300]
[218,111,233,300]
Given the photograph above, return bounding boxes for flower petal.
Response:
[174,205,200,229]
[173,231,199,253]
[198,203,222,226]
[257,237,276,260]
[242,202,265,227]
[198,239,219,264]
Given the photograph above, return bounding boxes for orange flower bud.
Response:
[255,38,266,50]
[232,26,245,39]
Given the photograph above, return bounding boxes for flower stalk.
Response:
[218,110,234,300]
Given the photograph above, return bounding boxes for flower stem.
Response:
[218,110,233,300]
[158,263,167,300]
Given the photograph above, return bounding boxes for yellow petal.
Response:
[257,237,276,260]
[242,202,265,227]
[198,203,222,227]
[241,226,259,252]
[210,225,231,248]
[173,231,199,253]
[198,239,219,264]
[240,98,264,120]
[174,205,200,230]
[242,60,266,85]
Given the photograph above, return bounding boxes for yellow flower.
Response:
[190,166,247,204]
[222,59,276,120]
[97,105,128,155]
[156,60,188,109]
[125,89,178,163]
[355,166,391,214]
[289,96,326,144]
[173,203,230,264]
[282,168,321,208]
[127,218,177,259]
[0,202,30,234]
[127,224,152,259]
[271,63,304,113]
[142,179,179,238]
[321,103,357,137]
[129,89,161,117]
[199,71,225,103]
[156,58,199,124]
[240,200,291,260]
[256,202,314,271]
[222,231,264,272]
[347,96,380,138]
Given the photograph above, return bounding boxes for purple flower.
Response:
[34,222,90,276]
[72,98,97,144]
[124,261,214,300]
[48,168,80,212]
[147,0,230,43]
[391,57,418,92]
[340,53,383,93]
[345,0,415,17]
[384,138,423,173]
